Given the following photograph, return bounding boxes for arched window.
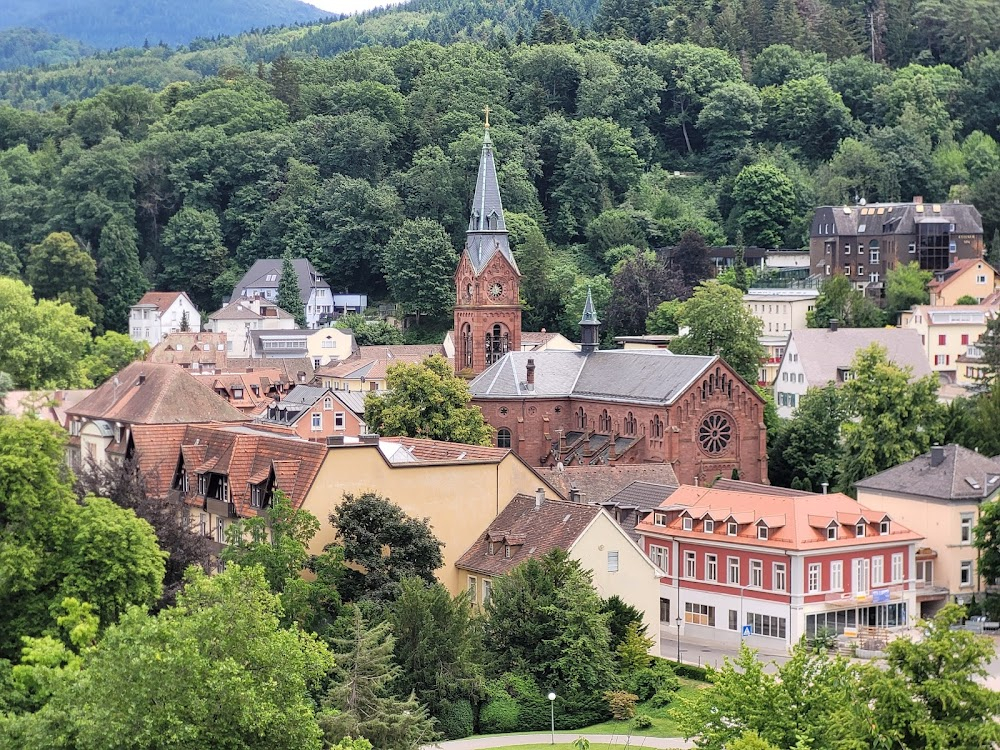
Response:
[497,428,512,449]
[651,415,663,439]
[485,323,509,365]
[323,397,333,411]
[624,412,636,436]
[599,409,611,432]
[460,323,473,369]
[577,407,587,429]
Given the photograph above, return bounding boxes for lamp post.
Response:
[548,691,556,744]
[675,616,683,664]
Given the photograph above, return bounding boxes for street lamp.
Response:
[675,616,683,664]
[548,691,556,744]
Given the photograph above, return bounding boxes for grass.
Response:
[567,678,704,738]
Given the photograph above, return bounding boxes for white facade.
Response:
[129,293,201,347]
[743,288,818,336]
[774,336,807,418]
[205,298,296,357]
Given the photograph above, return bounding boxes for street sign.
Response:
[741,625,752,637]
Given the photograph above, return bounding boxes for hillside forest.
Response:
[1,0,1000,351]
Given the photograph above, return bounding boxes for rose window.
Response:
[699,413,732,455]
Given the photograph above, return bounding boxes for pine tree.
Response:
[179,310,190,332]
[321,607,437,750]
[277,250,307,328]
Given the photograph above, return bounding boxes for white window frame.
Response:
[685,551,696,579]
[649,545,668,572]
[727,521,738,536]
[872,556,884,586]
[706,554,718,582]
[311,412,322,431]
[334,412,346,430]
[323,396,333,410]
[757,525,769,541]
[880,519,890,535]
[750,560,763,588]
[682,516,693,531]
[960,560,973,587]
[704,519,714,533]
[773,563,786,592]
[831,561,844,591]
[467,575,477,601]
[653,512,667,527]
[482,578,492,605]
[808,563,821,592]
[891,553,903,583]
[728,556,740,585]
[607,551,619,573]
[961,513,974,544]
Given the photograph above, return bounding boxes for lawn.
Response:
[567,678,704,738]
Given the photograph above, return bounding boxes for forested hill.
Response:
[0,0,330,52]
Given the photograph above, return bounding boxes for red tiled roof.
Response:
[536,463,680,504]
[174,425,326,517]
[135,291,185,311]
[637,485,922,550]
[132,424,191,498]
[148,333,229,368]
[67,362,249,425]
[928,258,985,292]
[456,494,602,576]
[384,436,510,463]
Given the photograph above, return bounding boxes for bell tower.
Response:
[454,107,521,376]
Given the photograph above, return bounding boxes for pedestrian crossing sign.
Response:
[741,625,752,637]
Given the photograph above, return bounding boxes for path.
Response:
[426,733,694,750]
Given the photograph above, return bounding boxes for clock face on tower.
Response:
[488,282,504,300]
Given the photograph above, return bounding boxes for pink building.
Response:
[636,484,922,649]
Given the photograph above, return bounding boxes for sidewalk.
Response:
[660,631,790,671]
[427,734,694,750]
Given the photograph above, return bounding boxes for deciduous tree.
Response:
[885,260,931,322]
[381,218,457,324]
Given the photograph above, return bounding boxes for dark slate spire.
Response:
[580,287,600,354]
[464,114,518,276]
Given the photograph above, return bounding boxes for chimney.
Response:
[326,436,345,447]
[821,481,829,495]
[913,196,923,205]
[569,487,581,503]
[535,487,545,509]
[526,358,535,391]
[930,445,945,467]
[829,319,839,332]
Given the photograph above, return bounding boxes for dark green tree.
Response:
[96,214,147,333]
[885,261,931,322]
[160,205,227,310]
[669,229,712,290]
[730,163,797,248]
[329,492,444,605]
[321,607,437,750]
[381,219,457,324]
[277,249,307,328]
[334,313,402,346]
[767,384,846,489]
[25,231,102,328]
[808,275,886,328]
[0,241,21,278]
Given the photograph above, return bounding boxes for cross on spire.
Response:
[483,105,491,129]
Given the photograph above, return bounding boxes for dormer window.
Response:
[827,525,838,541]
[233,388,243,400]
[504,545,511,559]
[489,541,495,555]
[727,522,738,536]
[757,526,769,541]
[880,520,890,535]
[653,512,667,527]
[856,523,866,537]
[682,517,693,531]
[704,520,714,533]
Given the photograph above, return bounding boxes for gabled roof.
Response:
[854,444,1000,501]
[226,357,314,383]
[232,258,330,306]
[929,258,994,293]
[148,332,228,367]
[209,298,294,321]
[470,350,723,405]
[67,362,249,426]
[130,424,191,498]
[787,328,932,387]
[637,485,922,550]
[536,463,680,504]
[455,494,602,576]
[176,424,326,517]
[133,291,190,311]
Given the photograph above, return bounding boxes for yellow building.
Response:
[899,304,996,385]
[250,327,357,369]
[854,444,1000,618]
[928,258,997,306]
[743,288,818,335]
[300,436,563,594]
[455,493,664,652]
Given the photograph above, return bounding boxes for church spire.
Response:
[580,287,601,354]
[468,124,507,234]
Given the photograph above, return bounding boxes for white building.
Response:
[205,297,296,357]
[743,288,818,336]
[231,259,333,329]
[128,292,201,347]
[774,324,932,418]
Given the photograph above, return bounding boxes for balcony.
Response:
[204,497,236,518]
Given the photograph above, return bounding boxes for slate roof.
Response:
[637,485,923,551]
[788,328,932,388]
[464,128,518,275]
[813,201,983,237]
[232,258,330,307]
[469,350,718,404]
[67,362,249,425]
[336,391,368,416]
[854,444,1000,501]
[536,463,680,504]
[600,480,681,540]
[455,494,602,576]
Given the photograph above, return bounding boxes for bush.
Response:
[632,714,653,730]
[604,690,638,720]
[627,660,680,701]
[479,677,522,734]
[670,661,709,681]
[437,699,474,739]
[650,685,679,708]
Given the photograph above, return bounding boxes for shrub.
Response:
[650,685,679,708]
[437,699,474,739]
[627,660,680,701]
[603,690,638,720]
[632,714,653,730]
[671,661,709,681]
[479,677,522,734]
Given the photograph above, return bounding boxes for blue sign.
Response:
[872,589,891,604]
[741,625,753,637]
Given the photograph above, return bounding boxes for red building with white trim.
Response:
[636,485,922,649]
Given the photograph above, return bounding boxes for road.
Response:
[427,734,694,750]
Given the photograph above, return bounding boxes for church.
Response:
[454,120,769,486]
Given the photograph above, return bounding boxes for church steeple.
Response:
[465,123,518,274]
[453,108,522,378]
[580,287,601,354]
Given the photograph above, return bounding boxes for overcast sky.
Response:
[305,0,407,14]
